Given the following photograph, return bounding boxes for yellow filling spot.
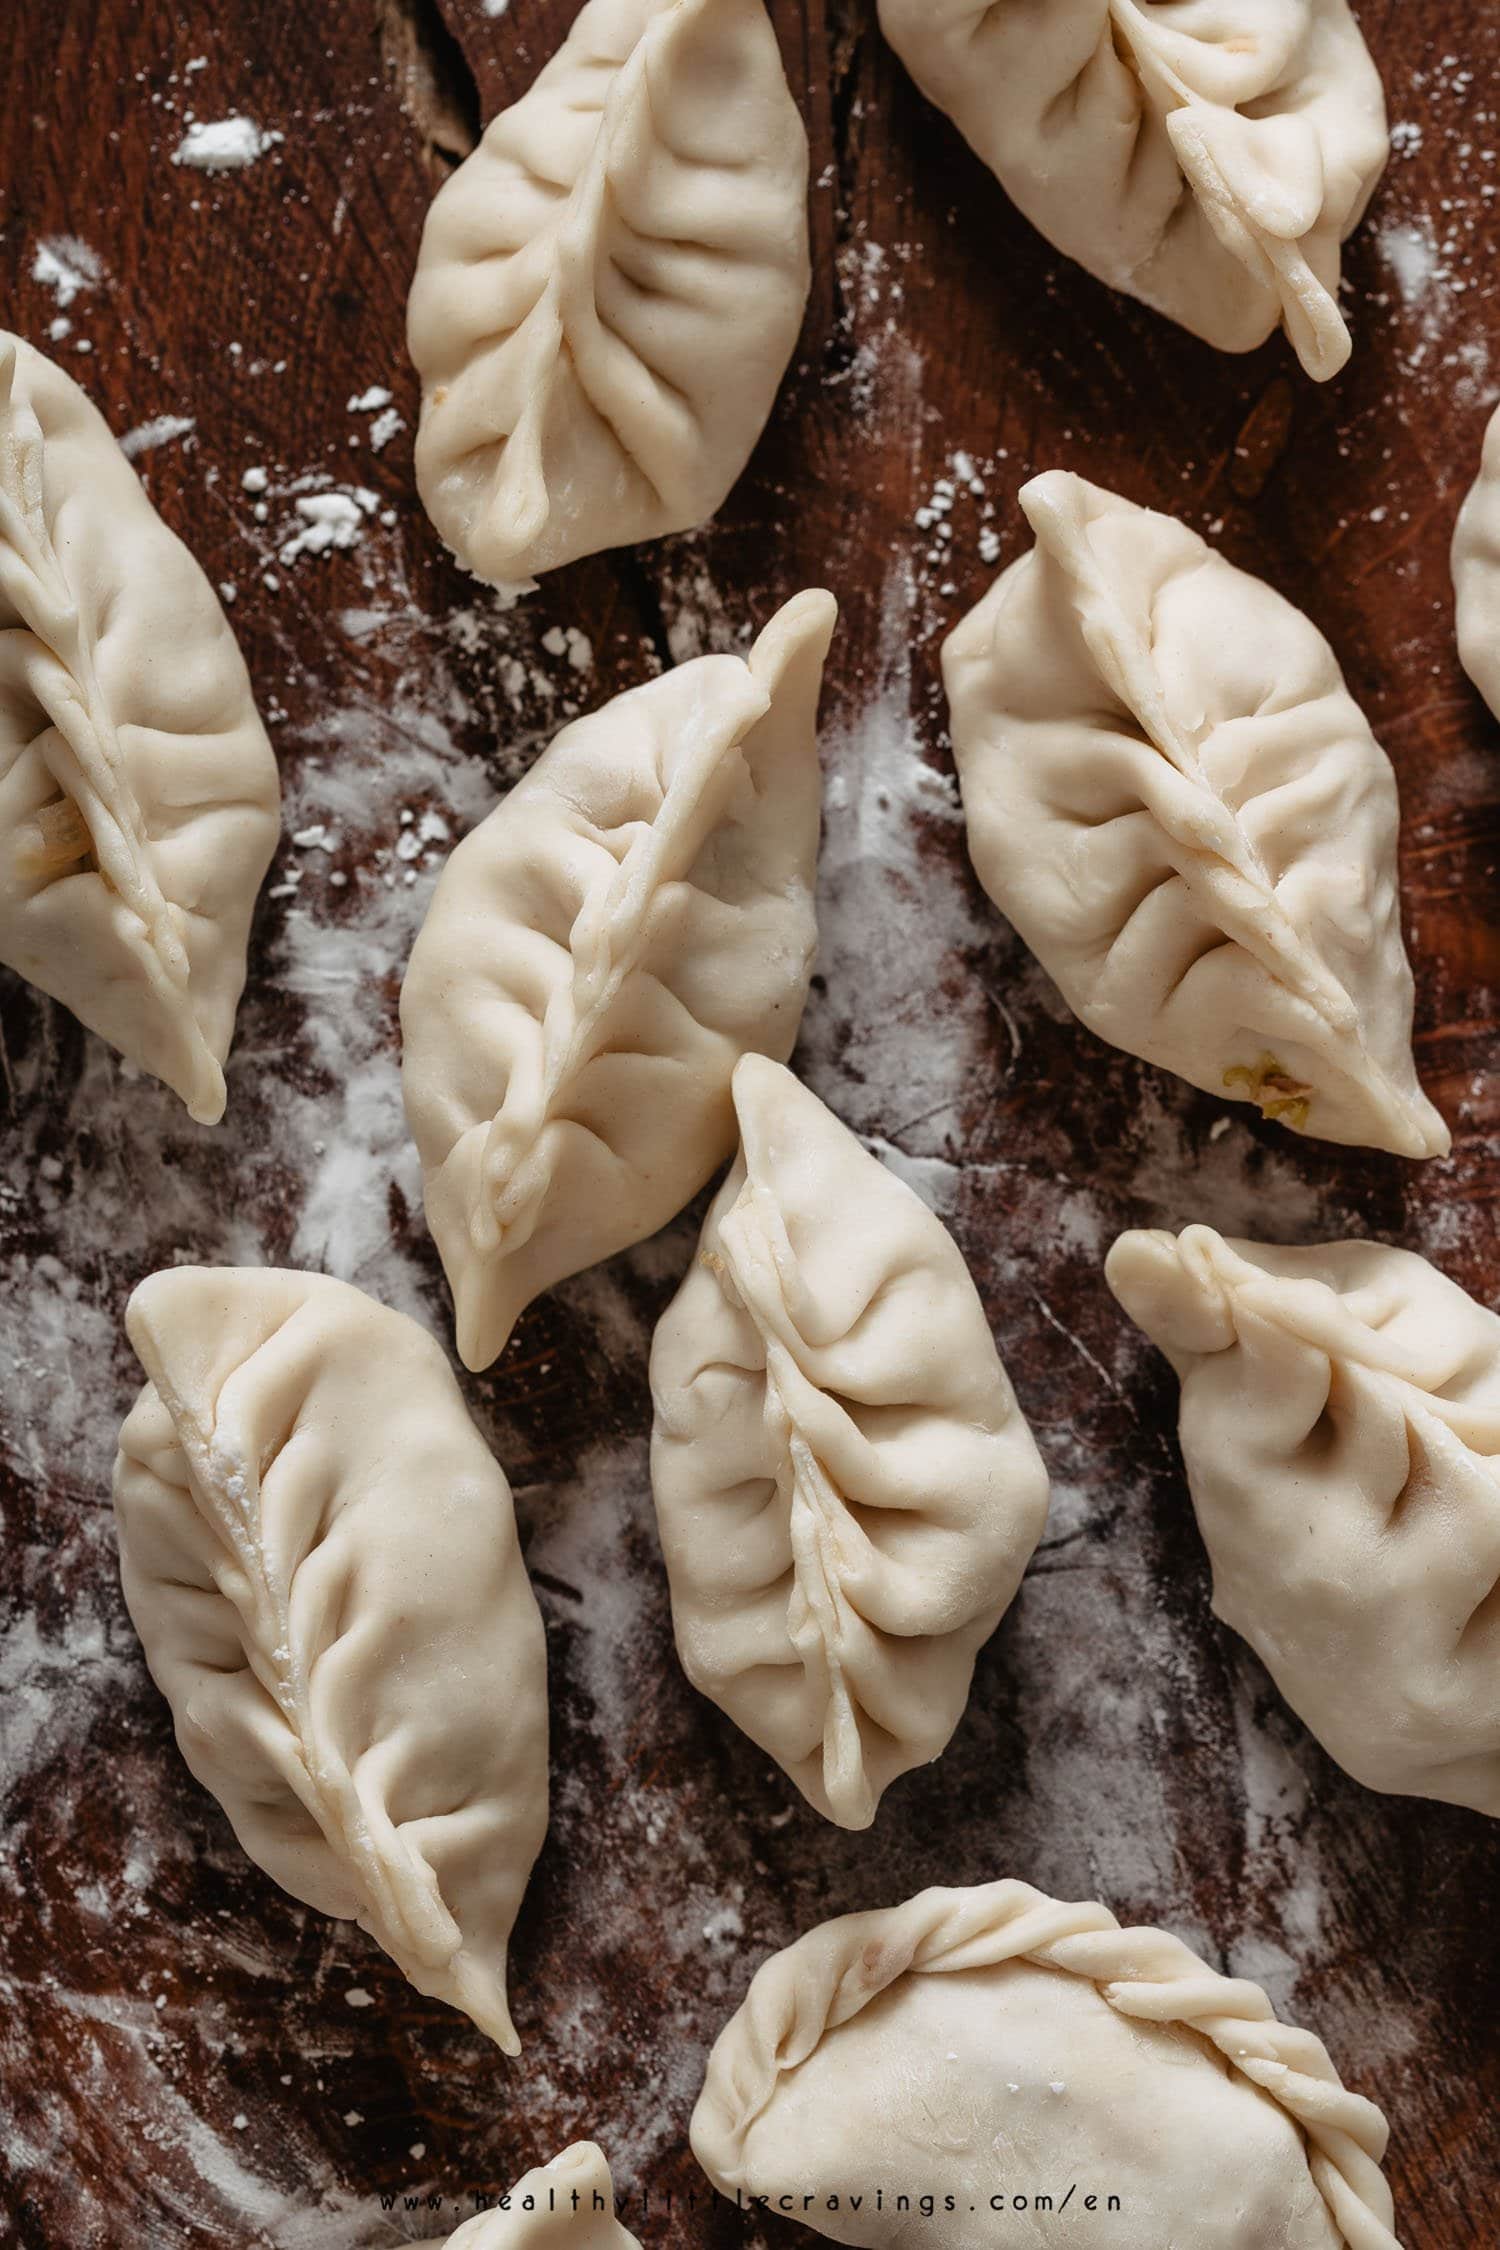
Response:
[1223,1053,1313,1131]
[17,794,93,882]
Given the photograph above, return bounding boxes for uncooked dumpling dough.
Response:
[877,0,1387,379]
[402,591,835,1373]
[650,1055,1049,1827]
[0,333,280,1121]
[407,0,811,584]
[944,471,1447,1159]
[1451,401,1500,720]
[437,2145,642,2250]
[693,1880,1400,2250]
[1107,1224,1500,1819]
[114,1267,549,2052]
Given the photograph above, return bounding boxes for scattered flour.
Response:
[277,488,377,566]
[541,624,593,672]
[30,235,103,308]
[172,117,281,172]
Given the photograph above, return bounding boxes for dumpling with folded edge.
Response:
[649,1055,1049,1828]
[401,590,835,1374]
[435,2145,642,2249]
[943,471,1448,1159]
[0,334,280,1122]
[1451,400,1500,721]
[1106,1224,1500,1819]
[113,1266,549,2052]
[692,1879,1400,2250]
[407,0,811,585]
[876,0,1387,380]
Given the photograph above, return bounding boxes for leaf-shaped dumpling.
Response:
[943,471,1448,1159]
[401,590,835,1373]
[406,0,811,584]
[876,0,1387,380]
[692,1879,1400,2250]
[649,1055,1050,1828]
[0,334,280,1122]
[1107,1224,1500,1819]
[1451,400,1500,721]
[113,1267,549,2051]
[437,2146,643,2250]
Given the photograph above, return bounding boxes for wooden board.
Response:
[2,1,1497,2243]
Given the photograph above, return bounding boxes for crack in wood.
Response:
[376,0,483,185]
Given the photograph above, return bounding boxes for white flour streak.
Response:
[120,414,196,460]
[1379,217,1441,310]
[799,557,991,1155]
[172,118,281,172]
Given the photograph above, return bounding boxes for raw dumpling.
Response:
[876,1,1387,380]
[0,333,280,1122]
[943,471,1447,1159]
[436,2145,641,2249]
[650,1055,1049,1828]
[113,1267,549,2052]
[692,1879,1400,2250]
[401,591,835,1373]
[407,0,811,584]
[1107,1224,1500,1818]
[1451,401,1500,720]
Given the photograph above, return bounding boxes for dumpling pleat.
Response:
[407,0,810,582]
[1108,1225,1500,1819]
[114,1267,549,2051]
[944,471,1448,1158]
[650,1054,1049,1828]
[402,592,834,1371]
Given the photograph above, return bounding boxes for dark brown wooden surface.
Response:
[2,3,1498,2245]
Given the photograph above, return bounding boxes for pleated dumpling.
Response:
[113,1267,549,2052]
[1107,1224,1500,1819]
[693,1880,1399,2250]
[877,0,1387,380]
[1451,401,1500,720]
[438,2146,641,2249]
[649,1056,1049,1828]
[401,591,835,1373]
[944,471,1447,1159]
[407,0,811,584]
[0,334,280,1122]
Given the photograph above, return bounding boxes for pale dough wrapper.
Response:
[1107,1225,1500,1819]
[402,591,834,1373]
[876,0,1387,380]
[437,2145,642,2250]
[943,471,1447,1160]
[113,1267,549,2053]
[1451,399,1500,720]
[692,1880,1400,2250]
[0,333,280,1122]
[407,0,810,584]
[650,1055,1049,1828]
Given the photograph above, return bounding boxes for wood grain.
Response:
[1,2,1497,2245]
